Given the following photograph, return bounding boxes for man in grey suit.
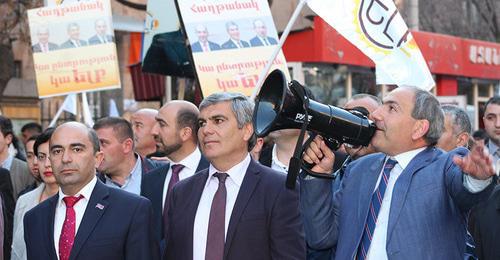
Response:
[59,23,87,49]
[302,86,496,259]
[88,19,114,45]
[0,116,34,200]
[32,27,58,53]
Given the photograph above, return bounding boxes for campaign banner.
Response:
[28,0,120,98]
[177,0,289,97]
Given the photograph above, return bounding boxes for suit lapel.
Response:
[69,181,109,260]
[357,155,385,222]
[46,195,59,259]
[184,171,209,259]
[224,160,261,257]
[386,147,435,242]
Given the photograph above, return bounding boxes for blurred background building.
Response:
[0,0,498,132]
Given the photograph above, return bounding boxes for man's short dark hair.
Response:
[87,128,101,153]
[176,108,199,142]
[34,128,55,156]
[93,117,134,143]
[484,96,500,111]
[0,115,14,138]
[21,122,42,134]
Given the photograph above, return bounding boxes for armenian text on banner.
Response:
[28,0,120,98]
[177,0,289,97]
[307,0,435,90]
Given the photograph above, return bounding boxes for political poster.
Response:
[28,0,120,98]
[177,0,289,96]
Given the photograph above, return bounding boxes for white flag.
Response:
[109,99,120,117]
[307,0,434,90]
[81,92,94,127]
[61,94,77,115]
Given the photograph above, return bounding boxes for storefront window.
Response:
[351,68,378,98]
[302,63,347,106]
[457,78,474,105]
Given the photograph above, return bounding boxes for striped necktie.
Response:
[357,158,397,260]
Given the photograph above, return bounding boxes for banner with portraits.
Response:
[177,0,289,97]
[28,0,120,98]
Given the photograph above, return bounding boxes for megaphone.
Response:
[253,69,376,147]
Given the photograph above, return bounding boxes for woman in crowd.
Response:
[11,128,58,260]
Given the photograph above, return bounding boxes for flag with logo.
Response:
[307,0,434,90]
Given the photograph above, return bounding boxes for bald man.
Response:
[140,101,209,250]
[131,109,159,158]
[24,122,159,260]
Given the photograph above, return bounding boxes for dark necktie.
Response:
[263,38,269,46]
[59,195,84,260]
[163,164,185,237]
[205,172,228,260]
[357,158,397,260]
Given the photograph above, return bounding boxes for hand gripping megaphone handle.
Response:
[300,134,340,179]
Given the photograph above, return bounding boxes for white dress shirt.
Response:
[161,148,202,210]
[54,176,97,258]
[270,144,288,174]
[367,147,492,260]
[192,154,251,260]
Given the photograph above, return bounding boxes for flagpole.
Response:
[49,99,66,127]
[250,0,308,99]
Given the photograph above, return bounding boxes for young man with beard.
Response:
[141,100,209,252]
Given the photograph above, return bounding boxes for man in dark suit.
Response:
[59,23,87,49]
[249,19,278,47]
[301,87,496,259]
[191,25,221,53]
[32,27,58,53]
[88,19,114,45]
[482,96,500,171]
[24,122,159,260]
[165,92,305,260]
[470,185,500,260]
[141,100,209,252]
[221,21,250,49]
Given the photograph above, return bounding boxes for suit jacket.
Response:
[301,147,495,260]
[249,36,278,46]
[470,185,500,260]
[140,156,209,243]
[24,180,159,260]
[59,39,88,49]
[9,158,33,201]
[191,41,221,52]
[32,42,58,53]
[0,168,14,260]
[11,183,45,260]
[165,159,306,260]
[221,39,250,49]
[88,34,114,45]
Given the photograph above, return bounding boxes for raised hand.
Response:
[453,144,496,180]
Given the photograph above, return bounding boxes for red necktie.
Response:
[59,195,84,260]
[202,42,209,52]
[163,164,185,238]
[205,172,228,260]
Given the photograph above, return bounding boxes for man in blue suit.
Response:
[301,86,496,259]
[249,19,278,47]
[221,21,250,49]
[165,92,305,260]
[191,25,221,53]
[141,100,209,254]
[24,122,159,260]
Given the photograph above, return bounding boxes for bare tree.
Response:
[419,0,499,42]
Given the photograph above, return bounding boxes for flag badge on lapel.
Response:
[95,203,105,210]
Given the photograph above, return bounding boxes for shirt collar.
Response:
[392,147,427,170]
[174,148,201,171]
[58,175,97,205]
[208,153,251,188]
[488,141,499,156]
[1,153,14,170]
[271,144,288,171]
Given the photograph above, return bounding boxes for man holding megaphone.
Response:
[300,86,496,260]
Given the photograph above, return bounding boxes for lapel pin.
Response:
[95,203,105,210]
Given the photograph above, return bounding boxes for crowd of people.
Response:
[0,89,498,260]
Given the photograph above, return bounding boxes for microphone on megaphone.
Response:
[252,69,376,188]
